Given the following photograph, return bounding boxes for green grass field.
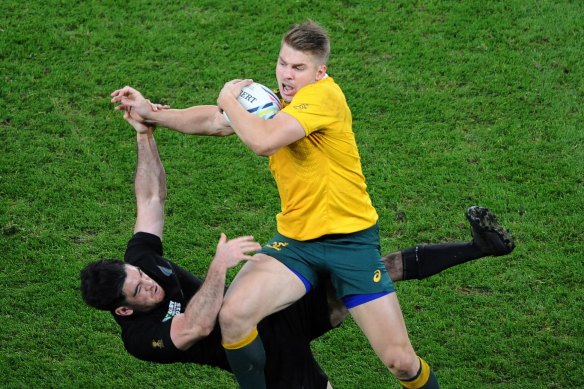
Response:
[1,1,582,388]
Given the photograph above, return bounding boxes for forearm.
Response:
[134,130,166,236]
[170,234,259,349]
[173,260,228,349]
[221,98,273,155]
[135,131,167,203]
[145,105,232,136]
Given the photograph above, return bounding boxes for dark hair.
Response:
[283,20,330,65]
[80,259,127,311]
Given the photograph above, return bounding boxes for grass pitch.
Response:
[1,1,582,388]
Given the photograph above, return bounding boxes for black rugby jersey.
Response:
[113,232,333,388]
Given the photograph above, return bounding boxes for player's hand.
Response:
[111,86,170,122]
[123,108,152,134]
[217,79,253,110]
[214,233,261,269]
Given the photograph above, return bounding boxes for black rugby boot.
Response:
[466,206,515,256]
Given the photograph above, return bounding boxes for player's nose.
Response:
[282,66,293,79]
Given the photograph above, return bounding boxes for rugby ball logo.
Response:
[224,82,282,124]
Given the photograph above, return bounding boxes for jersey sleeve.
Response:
[121,317,184,364]
[124,232,164,266]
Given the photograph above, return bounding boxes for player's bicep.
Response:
[134,198,164,238]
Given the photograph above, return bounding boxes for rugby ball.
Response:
[223,82,282,124]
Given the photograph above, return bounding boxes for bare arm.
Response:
[111,86,234,136]
[144,105,234,136]
[170,234,261,350]
[217,79,305,156]
[123,110,167,238]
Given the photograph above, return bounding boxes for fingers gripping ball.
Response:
[223,83,282,124]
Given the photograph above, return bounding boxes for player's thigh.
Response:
[349,293,416,364]
[224,253,306,321]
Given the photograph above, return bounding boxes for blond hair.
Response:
[282,21,330,65]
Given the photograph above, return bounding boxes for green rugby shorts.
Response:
[258,223,394,298]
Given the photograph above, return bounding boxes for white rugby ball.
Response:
[223,82,282,124]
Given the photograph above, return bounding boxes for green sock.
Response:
[400,357,440,389]
[223,331,266,389]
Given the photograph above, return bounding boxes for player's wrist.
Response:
[208,255,230,275]
[135,128,154,138]
[138,105,156,121]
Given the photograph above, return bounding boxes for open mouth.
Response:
[281,84,295,99]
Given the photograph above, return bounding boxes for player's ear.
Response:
[114,306,134,317]
[315,64,327,81]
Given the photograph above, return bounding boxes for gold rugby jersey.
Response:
[271,76,378,240]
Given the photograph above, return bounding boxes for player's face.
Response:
[276,43,327,103]
[121,265,165,311]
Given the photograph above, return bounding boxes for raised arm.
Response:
[170,233,261,350]
[119,109,168,238]
[111,86,234,136]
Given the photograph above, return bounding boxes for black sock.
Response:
[402,242,483,280]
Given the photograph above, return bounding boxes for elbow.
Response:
[171,314,216,351]
[197,322,215,337]
[182,320,214,345]
[159,188,168,203]
[149,194,166,208]
[257,148,276,157]
[193,126,235,137]
[136,195,165,212]
[253,148,272,157]
[248,142,275,157]
[196,315,218,337]
[214,128,236,137]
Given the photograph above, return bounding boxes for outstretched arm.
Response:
[147,105,234,137]
[170,234,261,350]
[124,110,167,238]
[111,86,233,136]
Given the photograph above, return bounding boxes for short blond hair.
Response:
[282,21,330,65]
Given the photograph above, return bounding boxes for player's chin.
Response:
[280,90,294,102]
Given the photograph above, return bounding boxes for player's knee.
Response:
[218,298,240,327]
[379,345,419,380]
[219,298,252,338]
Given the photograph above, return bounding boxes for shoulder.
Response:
[306,76,342,95]
[293,76,346,108]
